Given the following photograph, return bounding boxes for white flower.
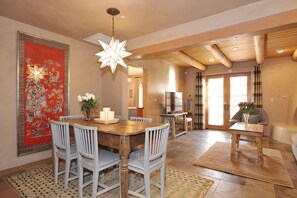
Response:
[89,94,95,100]
[77,95,82,102]
[82,96,87,101]
[87,94,92,100]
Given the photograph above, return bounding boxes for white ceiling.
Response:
[0,0,260,41]
[1,0,297,68]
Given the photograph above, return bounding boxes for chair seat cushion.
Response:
[128,150,163,171]
[57,145,77,157]
[81,149,120,168]
[99,150,120,167]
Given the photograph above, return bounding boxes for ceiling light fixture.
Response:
[209,59,215,62]
[95,8,132,74]
[276,49,284,53]
[232,47,238,51]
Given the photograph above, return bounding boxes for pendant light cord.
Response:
[112,15,114,37]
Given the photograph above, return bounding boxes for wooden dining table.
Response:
[66,118,164,198]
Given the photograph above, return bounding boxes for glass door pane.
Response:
[208,77,224,126]
[230,76,248,119]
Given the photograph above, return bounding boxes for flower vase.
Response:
[243,113,249,126]
[84,109,91,121]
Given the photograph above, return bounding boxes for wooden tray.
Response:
[94,118,119,124]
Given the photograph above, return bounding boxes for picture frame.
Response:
[17,31,69,156]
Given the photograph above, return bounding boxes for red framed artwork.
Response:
[17,32,69,156]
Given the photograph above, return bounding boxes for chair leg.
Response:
[144,172,151,198]
[54,156,59,185]
[64,158,70,190]
[92,171,99,198]
[78,164,84,198]
[160,165,165,198]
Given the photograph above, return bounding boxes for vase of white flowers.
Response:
[238,102,255,126]
[77,93,98,121]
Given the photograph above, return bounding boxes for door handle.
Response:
[224,104,229,111]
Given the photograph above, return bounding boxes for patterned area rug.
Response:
[7,165,213,198]
[193,142,294,188]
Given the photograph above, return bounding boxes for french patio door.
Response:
[206,73,251,130]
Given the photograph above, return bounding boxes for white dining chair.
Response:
[130,116,153,185]
[73,124,120,198]
[128,123,170,198]
[59,114,84,121]
[130,116,152,122]
[50,120,78,190]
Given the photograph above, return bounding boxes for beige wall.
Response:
[262,57,297,125]
[0,16,101,171]
[100,67,128,116]
[130,59,186,121]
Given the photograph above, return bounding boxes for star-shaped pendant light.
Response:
[95,8,132,74]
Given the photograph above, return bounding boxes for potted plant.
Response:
[77,93,98,121]
[238,102,255,125]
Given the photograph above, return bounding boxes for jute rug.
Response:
[193,142,294,188]
[7,165,213,198]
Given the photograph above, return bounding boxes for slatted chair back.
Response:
[50,120,70,152]
[130,116,152,122]
[73,124,98,164]
[59,115,83,121]
[144,123,170,168]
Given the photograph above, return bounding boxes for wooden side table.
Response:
[160,112,187,138]
[229,122,264,166]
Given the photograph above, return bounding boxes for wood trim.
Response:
[292,49,297,61]
[171,51,206,70]
[253,34,265,64]
[205,44,232,68]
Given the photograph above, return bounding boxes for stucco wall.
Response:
[0,16,101,171]
[100,68,128,116]
[130,59,186,121]
[261,57,297,125]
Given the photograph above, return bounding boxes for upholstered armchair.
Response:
[229,108,270,135]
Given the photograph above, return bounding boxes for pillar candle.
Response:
[103,107,110,112]
[108,111,114,120]
[103,107,110,120]
[100,111,105,120]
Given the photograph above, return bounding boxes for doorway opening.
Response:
[128,66,145,117]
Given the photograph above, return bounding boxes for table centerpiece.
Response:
[238,101,255,125]
[77,93,98,121]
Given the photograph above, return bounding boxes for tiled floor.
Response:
[1,130,297,197]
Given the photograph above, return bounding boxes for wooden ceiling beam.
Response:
[253,34,265,64]
[171,51,206,71]
[205,44,232,68]
[292,49,297,61]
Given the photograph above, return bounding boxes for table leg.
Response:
[183,114,187,133]
[231,134,237,161]
[172,118,176,138]
[119,136,131,198]
[255,137,263,166]
[236,134,241,148]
